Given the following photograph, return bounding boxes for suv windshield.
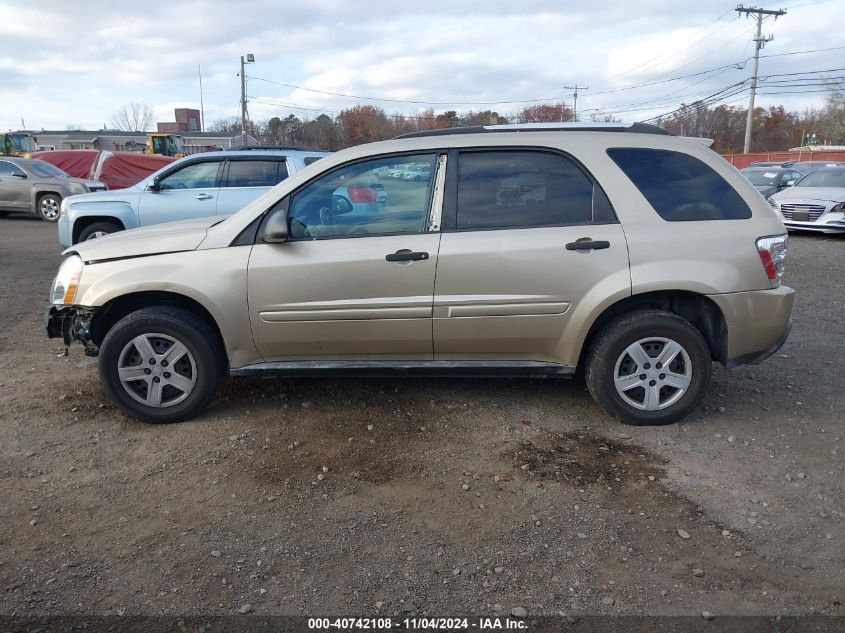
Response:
[796,168,845,188]
[28,161,69,178]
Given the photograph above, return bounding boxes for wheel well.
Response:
[90,291,227,367]
[36,191,61,203]
[580,290,728,368]
[72,216,125,244]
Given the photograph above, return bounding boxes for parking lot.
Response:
[0,216,842,617]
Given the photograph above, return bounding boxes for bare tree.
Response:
[207,117,241,135]
[109,102,155,131]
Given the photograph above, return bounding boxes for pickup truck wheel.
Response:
[37,194,62,222]
[79,221,122,242]
[99,307,224,424]
[585,310,711,426]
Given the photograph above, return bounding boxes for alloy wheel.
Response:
[613,337,692,411]
[117,333,197,408]
[39,197,60,220]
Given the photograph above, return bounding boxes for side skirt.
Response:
[229,360,576,378]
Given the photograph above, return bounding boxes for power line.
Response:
[250,76,560,106]
[641,82,752,122]
[760,44,845,58]
[247,43,845,118]
[588,10,738,89]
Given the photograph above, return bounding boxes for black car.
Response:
[740,166,805,197]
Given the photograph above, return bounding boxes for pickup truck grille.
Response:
[780,203,825,222]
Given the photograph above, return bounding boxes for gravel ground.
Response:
[0,216,842,619]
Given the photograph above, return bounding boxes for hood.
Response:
[754,184,777,197]
[64,215,221,263]
[65,186,137,204]
[772,186,845,204]
[68,177,107,190]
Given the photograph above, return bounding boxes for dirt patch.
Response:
[506,430,667,489]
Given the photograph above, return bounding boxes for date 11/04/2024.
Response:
[307,617,528,630]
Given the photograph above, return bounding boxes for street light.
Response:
[240,53,255,146]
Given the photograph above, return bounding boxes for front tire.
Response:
[78,221,122,242]
[37,194,62,222]
[585,310,711,426]
[98,307,224,423]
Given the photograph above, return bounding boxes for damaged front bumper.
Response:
[45,306,99,356]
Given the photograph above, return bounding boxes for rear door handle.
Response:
[566,239,610,251]
[385,251,429,262]
[195,193,213,200]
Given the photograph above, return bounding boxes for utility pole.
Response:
[564,85,588,122]
[736,5,786,153]
[198,65,205,133]
[239,53,255,146]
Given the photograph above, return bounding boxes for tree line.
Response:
[208,87,844,154]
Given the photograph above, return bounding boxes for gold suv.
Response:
[46,123,794,425]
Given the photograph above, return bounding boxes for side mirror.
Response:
[261,208,289,243]
[11,171,27,179]
[149,176,161,192]
[785,180,796,187]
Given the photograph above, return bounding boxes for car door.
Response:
[137,158,222,226]
[247,152,445,360]
[215,158,288,215]
[433,149,630,365]
[0,160,30,210]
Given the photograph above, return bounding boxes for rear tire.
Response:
[37,194,62,222]
[78,221,122,242]
[98,307,224,424]
[585,310,711,426]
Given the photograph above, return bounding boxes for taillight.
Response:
[347,186,377,203]
[756,234,788,287]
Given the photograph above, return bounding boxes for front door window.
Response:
[157,161,220,190]
[288,154,437,239]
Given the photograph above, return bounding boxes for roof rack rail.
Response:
[225,145,327,152]
[395,122,670,139]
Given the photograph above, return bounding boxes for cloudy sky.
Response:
[1,0,843,132]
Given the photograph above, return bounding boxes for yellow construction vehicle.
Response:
[146,133,185,157]
[1,132,34,156]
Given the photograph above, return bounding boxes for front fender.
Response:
[74,248,259,369]
[66,199,141,234]
[31,183,69,207]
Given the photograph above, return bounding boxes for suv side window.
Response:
[157,161,221,190]
[455,150,615,230]
[288,153,437,239]
[0,160,22,176]
[224,160,287,188]
[607,148,751,221]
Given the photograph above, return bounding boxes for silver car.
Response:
[0,158,105,222]
[769,166,845,233]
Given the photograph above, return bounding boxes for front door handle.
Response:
[566,239,610,251]
[385,250,429,262]
[195,193,213,200]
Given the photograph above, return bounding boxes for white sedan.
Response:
[769,167,845,233]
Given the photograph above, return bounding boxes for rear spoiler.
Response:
[683,137,715,148]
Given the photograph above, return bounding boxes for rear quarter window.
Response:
[607,148,751,221]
